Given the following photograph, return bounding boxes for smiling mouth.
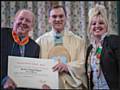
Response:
[18,23,28,29]
[95,30,101,32]
[94,28,103,32]
[55,23,62,25]
[55,24,62,27]
[22,25,29,29]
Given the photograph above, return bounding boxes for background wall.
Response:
[1,1,119,44]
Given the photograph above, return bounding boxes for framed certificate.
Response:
[8,56,58,89]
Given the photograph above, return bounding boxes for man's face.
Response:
[49,8,66,32]
[13,10,33,36]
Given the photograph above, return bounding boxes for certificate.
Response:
[8,56,58,89]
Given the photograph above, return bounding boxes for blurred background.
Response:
[1,1,120,44]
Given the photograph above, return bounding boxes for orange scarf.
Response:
[12,31,29,46]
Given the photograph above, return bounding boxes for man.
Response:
[36,5,87,89]
[1,9,40,89]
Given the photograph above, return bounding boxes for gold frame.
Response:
[48,45,71,62]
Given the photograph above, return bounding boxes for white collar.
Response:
[51,28,64,36]
[91,32,108,48]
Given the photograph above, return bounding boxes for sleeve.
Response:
[35,37,41,58]
[1,76,9,88]
[63,37,87,89]
[109,35,120,88]
[35,44,40,58]
[117,37,120,89]
[109,35,120,61]
[113,36,120,88]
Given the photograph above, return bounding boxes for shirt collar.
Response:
[91,32,108,48]
[51,28,64,37]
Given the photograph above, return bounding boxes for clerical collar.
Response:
[52,29,64,36]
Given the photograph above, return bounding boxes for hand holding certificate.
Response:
[8,56,58,89]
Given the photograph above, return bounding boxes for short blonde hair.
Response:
[87,4,110,39]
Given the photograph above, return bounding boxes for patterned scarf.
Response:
[87,45,103,82]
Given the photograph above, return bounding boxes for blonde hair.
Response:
[87,4,110,40]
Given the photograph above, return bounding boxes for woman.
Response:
[85,4,120,89]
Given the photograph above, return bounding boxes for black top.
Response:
[85,35,120,90]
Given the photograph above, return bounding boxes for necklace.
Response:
[12,31,29,46]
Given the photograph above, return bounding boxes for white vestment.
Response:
[36,30,87,89]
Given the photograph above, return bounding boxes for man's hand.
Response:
[42,84,51,90]
[3,77,16,90]
[52,63,69,73]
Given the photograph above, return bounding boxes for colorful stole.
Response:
[12,31,29,46]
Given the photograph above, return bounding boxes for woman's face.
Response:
[90,15,107,38]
